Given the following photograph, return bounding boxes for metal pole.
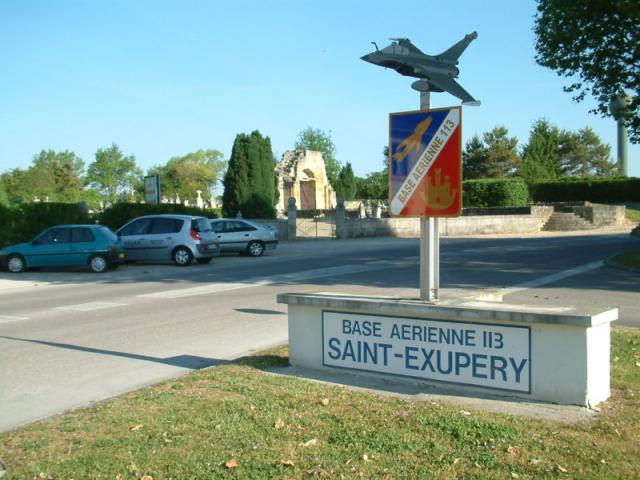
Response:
[617,119,628,176]
[419,91,439,301]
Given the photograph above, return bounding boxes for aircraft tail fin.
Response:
[436,31,478,64]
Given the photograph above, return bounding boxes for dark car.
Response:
[210,218,278,256]
[117,214,220,265]
[0,224,125,273]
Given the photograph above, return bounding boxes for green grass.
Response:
[626,204,640,224]
[611,250,640,271]
[1,328,640,479]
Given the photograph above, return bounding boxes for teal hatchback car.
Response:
[0,224,125,273]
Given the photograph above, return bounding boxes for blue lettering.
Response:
[341,340,356,361]
[390,324,400,339]
[405,346,419,370]
[510,357,527,383]
[472,354,488,378]
[342,319,352,334]
[436,350,453,374]
[363,341,377,364]
[420,348,435,372]
[328,338,341,360]
[379,343,392,366]
[490,356,508,381]
[454,352,471,375]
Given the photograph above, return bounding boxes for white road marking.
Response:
[499,260,605,296]
[54,302,128,312]
[0,314,30,323]
[139,260,419,300]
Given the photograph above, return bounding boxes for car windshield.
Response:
[192,218,211,232]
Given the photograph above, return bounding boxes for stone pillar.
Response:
[287,197,297,240]
[335,197,348,239]
[359,202,366,219]
[374,202,382,219]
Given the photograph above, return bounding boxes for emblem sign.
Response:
[389,107,462,217]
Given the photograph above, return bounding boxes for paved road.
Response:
[0,232,638,431]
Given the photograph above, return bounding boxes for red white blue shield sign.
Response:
[389,107,462,217]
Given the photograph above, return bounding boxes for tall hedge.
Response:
[222,131,276,218]
[529,177,640,203]
[0,203,90,247]
[463,178,529,208]
[0,202,222,248]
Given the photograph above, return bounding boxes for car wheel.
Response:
[89,255,108,273]
[247,241,265,257]
[196,257,212,264]
[7,254,26,273]
[172,246,193,266]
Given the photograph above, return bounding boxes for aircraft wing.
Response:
[426,73,480,105]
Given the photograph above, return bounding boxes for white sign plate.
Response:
[322,312,531,393]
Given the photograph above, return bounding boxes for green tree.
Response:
[1,150,85,204]
[355,171,388,200]
[483,126,520,177]
[0,180,8,206]
[462,128,520,179]
[534,0,640,142]
[336,162,357,201]
[558,127,617,177]
[222,131,276,218]
[519,119,563,182]
[150,149,226,201]
[86,143,142,204]
[463,134,489,179]
[294,127,341,188]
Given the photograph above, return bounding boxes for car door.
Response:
[27,227,72,267]
[222,220,255,252]
[69,227,97,265]
[118,218,153,260]
[211,221,231,252]
[146,217,183,260]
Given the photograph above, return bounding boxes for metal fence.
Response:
[296,212,336,239]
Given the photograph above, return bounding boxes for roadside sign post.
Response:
[144,174,161,204]
[419,91,439,301]
[389,96,462,302]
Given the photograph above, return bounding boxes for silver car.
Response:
[117,214,220,265]
[210,218,278,257]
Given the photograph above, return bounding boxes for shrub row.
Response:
[463,178,529,208]
[0,203,90,248]
[0,203,222,248]
[528,177,640,203]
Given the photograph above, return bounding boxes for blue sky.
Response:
[1,0,638,179]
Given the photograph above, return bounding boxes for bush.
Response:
[529,177,640,203]
[0,203,91,247]
[463,178,529,208]
[97,203,222,231]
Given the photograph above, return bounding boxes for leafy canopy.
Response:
[294,127,341,188]
[86,143,142,204]
[149,149,226,201]
[534,0,640,142]
[1,150,86,205]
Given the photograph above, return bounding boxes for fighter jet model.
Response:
[361,32,480,106]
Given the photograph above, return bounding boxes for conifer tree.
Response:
[336,162,357,201]
[222,131,276,218]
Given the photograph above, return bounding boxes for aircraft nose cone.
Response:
[360,52,377,64]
